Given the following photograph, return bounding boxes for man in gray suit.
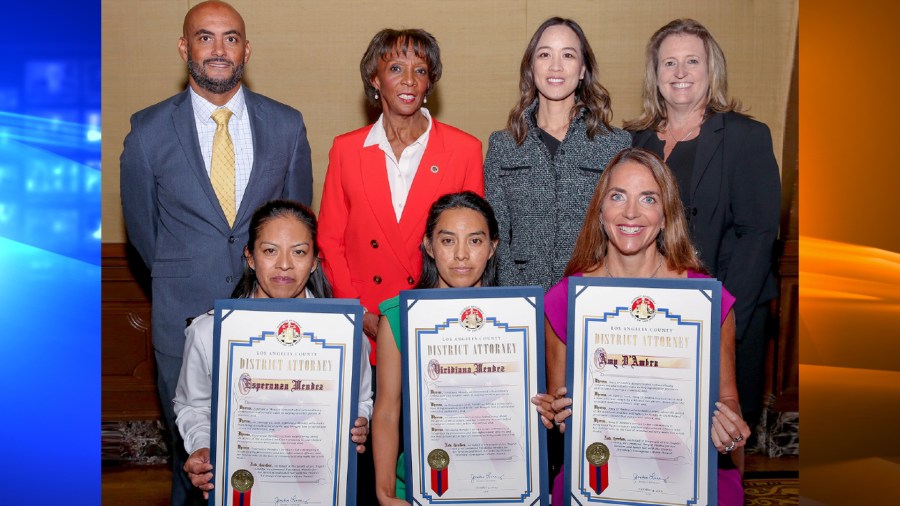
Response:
[119,1,312,503]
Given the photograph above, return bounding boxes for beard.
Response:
[187,56,245,95]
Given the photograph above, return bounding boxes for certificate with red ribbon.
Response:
[565,278,720,505]
[400,287,549,504]
[208,299,364,506]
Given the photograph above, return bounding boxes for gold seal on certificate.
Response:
[585,442,610,466]
[230,469,254,492]
[427,448,450,471]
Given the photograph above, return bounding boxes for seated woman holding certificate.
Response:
[372,191,500,505]
[173,200,374,499]
[532,148,751,506]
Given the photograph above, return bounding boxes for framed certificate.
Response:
[400,286,549,505]
[209,298,363,506]
[565,277,721,505]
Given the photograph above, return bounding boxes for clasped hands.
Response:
[531,386,573,433]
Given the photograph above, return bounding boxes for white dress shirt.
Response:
[364,108,433,221]
[173,290,374,454]
[189,85,255,212]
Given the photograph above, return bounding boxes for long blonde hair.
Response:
[624,18,742,132]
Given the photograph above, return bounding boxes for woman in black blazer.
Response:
[626,18,782,473]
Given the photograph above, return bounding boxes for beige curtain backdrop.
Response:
[102,0,798,243]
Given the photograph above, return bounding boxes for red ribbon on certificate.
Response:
[588,461,609,494]
[427,448,450,496]
[430,467,448,496]
[232,488,252,505]
[585,442,610,495]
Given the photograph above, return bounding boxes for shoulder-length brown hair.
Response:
[506,17,613,145]
[564,148,704,276]
[624,18,741,132]
[359,28,442,107]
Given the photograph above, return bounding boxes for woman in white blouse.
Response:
[173,199,373,499]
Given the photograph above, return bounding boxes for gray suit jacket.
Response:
[120,87,313,357]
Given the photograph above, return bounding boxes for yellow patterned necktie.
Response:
[210,108,236,227]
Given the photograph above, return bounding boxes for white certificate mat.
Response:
[565,278,720,506]
[401,286,548,505]
[209,298,362,506]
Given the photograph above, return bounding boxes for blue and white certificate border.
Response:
[564,277,720,506]
[400,286,549,505]
[209,298,363,506]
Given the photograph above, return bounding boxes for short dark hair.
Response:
[360,28,442,107]
[232,199,333,299]
[416,192,500,289]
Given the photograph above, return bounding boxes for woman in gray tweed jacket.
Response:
[484,17,630,291]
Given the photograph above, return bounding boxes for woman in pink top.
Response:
[534,148,750,505]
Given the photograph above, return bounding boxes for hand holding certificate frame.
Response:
[401,287,549,504]
[209,298,363,506]
[565,277,720,505]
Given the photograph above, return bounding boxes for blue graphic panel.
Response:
[0,0,100,504]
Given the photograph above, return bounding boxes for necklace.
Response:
[664,121,699,143]
[605,255,664,279]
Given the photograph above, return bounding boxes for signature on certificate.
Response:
[470,471,506,484]
[274,495,310,505]
[632,472,669,484]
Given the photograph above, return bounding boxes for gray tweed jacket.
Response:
[484,103,631,291]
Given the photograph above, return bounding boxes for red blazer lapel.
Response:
[360,143,414,273]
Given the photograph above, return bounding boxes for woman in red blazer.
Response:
[318,28,484,364]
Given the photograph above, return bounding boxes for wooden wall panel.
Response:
[102,243,160,421]
[771,35,799,412]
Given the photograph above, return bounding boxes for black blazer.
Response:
[633,112,781,341]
